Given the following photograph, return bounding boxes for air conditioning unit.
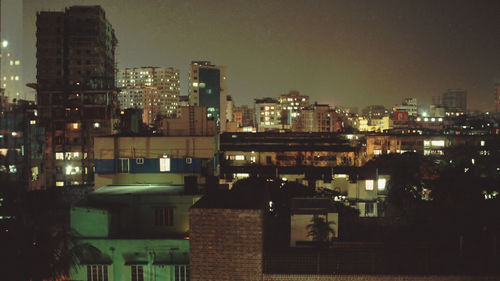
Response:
[136,158,144,164]
[186,157,192,164]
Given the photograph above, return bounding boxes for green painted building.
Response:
[70,184,202,281]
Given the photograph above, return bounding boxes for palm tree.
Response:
[307,216,335,273]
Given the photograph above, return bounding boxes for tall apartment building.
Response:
[188,61,227,132]
[278,90,309,127]
[1,0,24,101]
[254,97,281,132]
[442,89,467,114]
[117,66,180,123]
[36,6,118,188]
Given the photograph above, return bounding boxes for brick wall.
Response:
[190,208,264,281]
[264,274,500,281]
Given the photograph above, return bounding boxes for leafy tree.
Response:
[307,216,335,246]
[0,181,97,281]
[307,216,335,273]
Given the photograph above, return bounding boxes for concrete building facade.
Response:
[36,5,118,188]
[94,135,218,189]
[188,61,227,132]
[255,98,282,132]
[70,184,199,281]
[157,106,217,136]
[278,91,309,128]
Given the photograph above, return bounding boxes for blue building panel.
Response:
[95,158,205,174]
[95,159,115,174]
[130,158,159,173]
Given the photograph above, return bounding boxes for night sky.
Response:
[23,0,500,111]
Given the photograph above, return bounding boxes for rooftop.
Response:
[92,184,202,196]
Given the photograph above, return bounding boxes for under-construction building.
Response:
[36,6,118,188]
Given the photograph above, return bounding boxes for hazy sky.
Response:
[23,0,500,111]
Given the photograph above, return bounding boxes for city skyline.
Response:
[20,0,500,111]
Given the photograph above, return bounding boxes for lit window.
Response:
[72,123,79,129]
[365,180,374,191]
[31,167,39,181]
[14,76,19,81]
[131,265,144,281]
[93,122,100,128]
[9,165,17,174]
[431,140,445,147]
[235,155,245,160]
[377,178,386,191]
[481,140,485,147]
[56,181,64,187]
[65,166,81,175]
[373,150,382,155]
[55,152,64,160]
[30,120,36,125]
[9,61,13,66]
[192,82,198,87]
[159,157,170,172]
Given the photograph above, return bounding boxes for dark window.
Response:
[117,158,129,173]
[365,203,374,215]
[86,265,108,281]
[131,265,144,281]
[155,207,173,226]
[174,265,189,281]
[266,156,272,165]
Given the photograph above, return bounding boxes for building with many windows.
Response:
[278,90,309,127]
[254,98,281,132]
[1,0,25,101]
[0,100,45,190]
[36,6,118,188]
[188,61,227,132]
[117,66,180,123]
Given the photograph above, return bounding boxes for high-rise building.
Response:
[188,61,227,132]
[278,90,309,127]
[226,95,234,123]
[442,89,467,113]
[36,6,118,188]
[1,0,24,101]
[117,66,180,123]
